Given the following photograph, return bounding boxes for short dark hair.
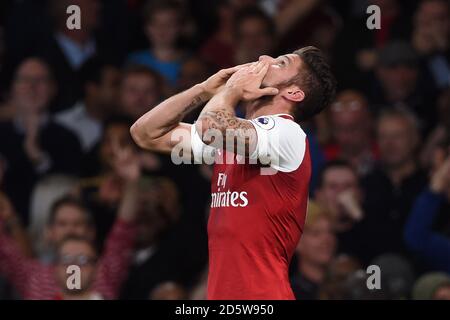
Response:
[48,195,92,226]
[234,6,276,39]
[316,160,357,190]
[292,46,336,120]
[143,0,183,24]
[103,113,136,131]
[78,56,117,88]
[121,64,163,92]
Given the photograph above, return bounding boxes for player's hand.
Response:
[430,156,450,193]
[224,61,279,101]
[200,63,251,99]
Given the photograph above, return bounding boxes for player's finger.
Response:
[257,87,279,96]
[256,63,270,77]
[221,63,253,75]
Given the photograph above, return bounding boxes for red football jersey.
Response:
[191,114,311,299]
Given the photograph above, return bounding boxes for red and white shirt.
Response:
[192,114,311,300]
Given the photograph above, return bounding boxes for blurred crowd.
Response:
[0,0,449,300]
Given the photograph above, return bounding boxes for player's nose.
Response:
[258,55,275,64]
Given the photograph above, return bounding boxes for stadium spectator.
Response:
[314,160,367,261]
[127,0,187,87]
[29,175,79,258]
[290,201,337,300]
[325,90,377,176]
[79,116,140,242]
[119,65,163,121]
[120,177,183,299]
[39,196,95,264]
[199,0,238,69]
[370,41,437,134]
[412,272,450,300]
[370,253,415,299]
[362,108,427,262]
[55,57,120,153]
[412,0,450,90]
[149,281,187,300]
[317,254,361,299]
[0,58,82,224]
[420,88,450,168]
[38,0,102,111]
[233,6,276,65]
[404,140,450,273]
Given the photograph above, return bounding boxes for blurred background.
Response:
[0,0,450,300]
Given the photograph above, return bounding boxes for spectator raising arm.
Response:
[404,157,450,273]
[0,193,45,297]
[92,142,141,299]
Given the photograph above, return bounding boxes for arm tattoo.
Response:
[197,108,257,157]
[166,94,206,129]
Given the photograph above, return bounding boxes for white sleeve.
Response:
[249,116,306,172]
[190,122,216,163]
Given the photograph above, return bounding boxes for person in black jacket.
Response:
[0,57,82,224]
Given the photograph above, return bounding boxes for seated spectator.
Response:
[38,0,102,111]
[119,65,163,121]
[149,281,187,300]
[339,269,387,300]
[55,57,121,153]
[412,272,450,300]
[420,88,450,169]
[232,6,276,65]
[290,201,337,300]
[370,253,415,299]
[0,174,140,299]
[0,58,82,223]
[120,177,183,299]
[404,139,450,273]
[199,0,239,69]
[314,160,366,261]
[318,254,361,300]
[333,0,411,89]
[127,0,187,87]
[362,107,427,262]
[412,0,450,90]
[369,41,437,134]
[325,90,377,176]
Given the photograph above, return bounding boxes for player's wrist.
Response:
[195,82,214,101]
[221,86,243,103]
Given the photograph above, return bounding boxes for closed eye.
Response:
[276,56,289,67]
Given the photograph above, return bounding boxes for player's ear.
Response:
[281,86,305,103]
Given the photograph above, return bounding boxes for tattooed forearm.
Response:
[166,94,207,129]
[197,108,257,157]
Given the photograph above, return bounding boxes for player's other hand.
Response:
[200,63,251,99]
[224,61,279,101]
